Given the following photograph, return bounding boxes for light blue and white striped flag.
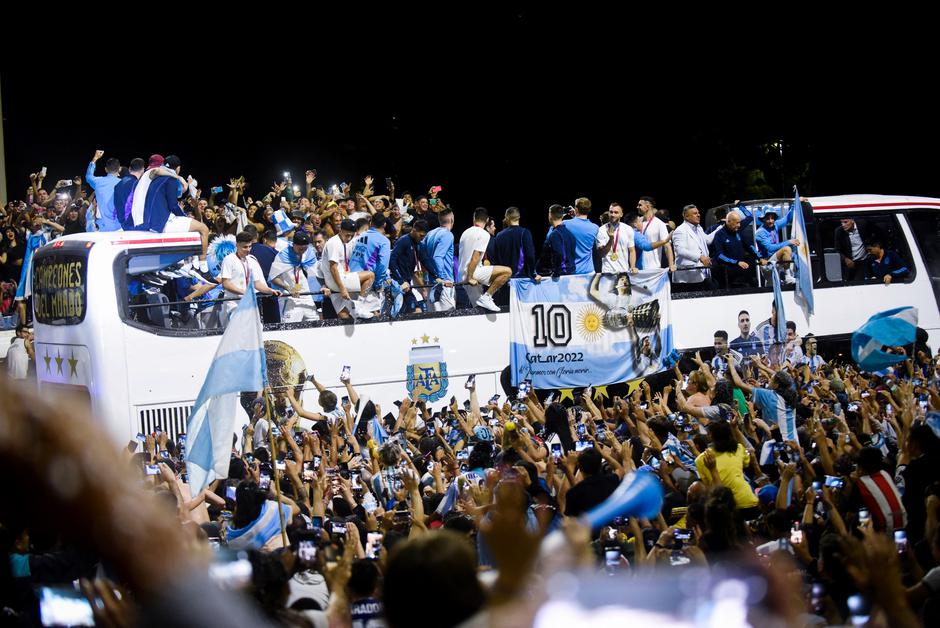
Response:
[185,284,267,494]
[791,187,815,323]
[851,307,918,372]
[771,264,787,344]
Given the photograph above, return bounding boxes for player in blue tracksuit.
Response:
[419,208,456,312]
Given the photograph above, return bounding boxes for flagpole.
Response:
[265,387,289,548]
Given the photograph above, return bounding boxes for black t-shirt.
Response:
[564,472,620,518]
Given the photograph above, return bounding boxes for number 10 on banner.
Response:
[532,304,572,348]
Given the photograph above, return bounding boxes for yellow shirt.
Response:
[695,444,759,509]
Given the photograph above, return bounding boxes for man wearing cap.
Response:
[6,324,33,380]
[755,207,800,284]
[323,219,375,320]
[128,155,212,278]
[269,231,320,322]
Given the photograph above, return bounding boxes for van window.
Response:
[813,213,914,286]
[905,210,940,308]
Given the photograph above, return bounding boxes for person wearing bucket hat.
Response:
[755,205,800,284]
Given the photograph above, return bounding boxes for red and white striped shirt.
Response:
[857,470,907,533]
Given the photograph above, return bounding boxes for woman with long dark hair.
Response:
[727,358,799,444]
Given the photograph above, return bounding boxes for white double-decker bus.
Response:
[29,194,940,445]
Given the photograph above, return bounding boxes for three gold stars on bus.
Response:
[411,335,439,345]
[41,348,79,377]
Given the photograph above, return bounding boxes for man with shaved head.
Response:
[712,209,760,287]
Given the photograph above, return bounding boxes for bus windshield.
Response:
[32,243,90,326]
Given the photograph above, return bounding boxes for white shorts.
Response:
[163,214,193,233]
[471,265,494,286]
[324,269,361,294]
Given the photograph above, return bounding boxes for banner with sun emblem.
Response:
[509,271,674,388]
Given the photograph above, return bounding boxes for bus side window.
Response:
[905,210,940,308]
[815,214,914,286]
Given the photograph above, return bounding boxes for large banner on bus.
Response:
[509,271,674,389]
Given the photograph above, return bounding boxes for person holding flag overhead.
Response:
[726,354,800,445]
[269,230,319,322]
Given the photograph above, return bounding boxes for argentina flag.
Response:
[510,270,673,388]
[851,307,918,372]
[790,187,815,322]
[185,284,267,494]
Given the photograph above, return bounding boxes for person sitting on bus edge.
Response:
[128,155,213,280]
[621,212,672,270]
[323,219,375,321]
[712,210,761,288]
[755,207,800,285]
[269,230,319,323]
[113,157,146,227]
[595,202,636,275]
[564,197,599,274]
[535,204,577,280]
[637,196,676,272]
[389,219,429,315]
[834,217,871,282]
[672,204,717,292]
[458,208,511,313]
[84,150,123,232]
[799,333,826,373]
[865,238,909,285]
[349,213,392,317]
[485,207,537,305]
[420,208,457,312]
[218,231,282,325]
[729,310,761,357]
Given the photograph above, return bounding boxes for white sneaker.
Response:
[475,293,501,312]
[784,271,797,285]
[354,302,374,319]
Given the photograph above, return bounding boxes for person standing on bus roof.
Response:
[113,158,146,227]
[129,155,212,280]
[324,219,375,321]
[251,230,281,324]
[535,204,577,279]
[595,202,636,275]
[218,231,281,325]
[390,219,429,315]
[269,230,319,323]
[637,196,676,272]
[564,197,599,274]
[84,150,123,232]
[672,204,717,292]
[421,208,457,312]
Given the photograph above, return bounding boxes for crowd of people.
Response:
[3,313,940,626]
[0,152,914,333]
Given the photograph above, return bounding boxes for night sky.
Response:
[3,20,939,236]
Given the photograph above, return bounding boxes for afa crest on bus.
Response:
[406,336,449,403]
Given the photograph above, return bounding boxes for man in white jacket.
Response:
[671,204,716,292]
